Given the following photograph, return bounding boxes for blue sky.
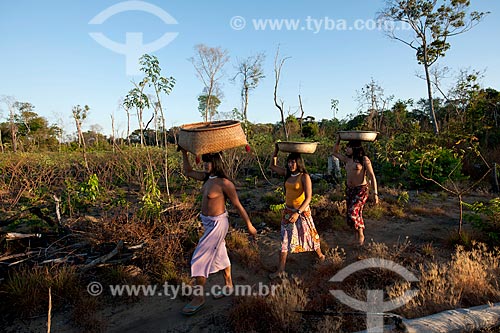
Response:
[1,0,499,139]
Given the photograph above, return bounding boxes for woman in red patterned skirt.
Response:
[333,136,379,246]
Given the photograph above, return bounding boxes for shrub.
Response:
[464,197,500,243]
[406,145,467,188]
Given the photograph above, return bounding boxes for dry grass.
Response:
[314,316,344,333]
[70,296,107,332]
[421,242,435,257]
[226,229,261,269]
[267,276,308,331]
[2,264,80,317]
[409,205,447,216]
[389,241,500,318]
[229,276,308,332]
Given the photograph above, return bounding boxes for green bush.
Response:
[406,145,467,188]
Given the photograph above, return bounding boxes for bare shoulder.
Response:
[221,178,236,189]
[363,156,373,170]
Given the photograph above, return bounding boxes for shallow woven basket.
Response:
[277,141,319,154]
[178,120,248,155]
[338,131,379,142]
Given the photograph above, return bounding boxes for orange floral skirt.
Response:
[281,206,321,253]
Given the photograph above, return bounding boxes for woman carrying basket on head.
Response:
[269,143,325,279]
[333,136,379,246]
[180,149,257,315]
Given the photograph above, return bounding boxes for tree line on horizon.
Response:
[0,1,496,155]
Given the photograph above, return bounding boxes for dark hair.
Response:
[347,141,366,164]
[285,153,308,180]
[201,152,228,180]
[346,140,362,148]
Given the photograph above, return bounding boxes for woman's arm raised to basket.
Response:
[269,143,287,177]
[181,149,206,181]
[332,134,347,163]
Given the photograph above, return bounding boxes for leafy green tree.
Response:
[468,88,500,147]
[123,84,149,146]
[0,105,60,151]
[72,105,91,170]
[379,0,488,135]
[139,54,176,145]
[317,118,341,139]
[72,105,89,149]
[15,108,59,150]
[301,122,318,139]
[197,94,221,121]
[138,54,176,202]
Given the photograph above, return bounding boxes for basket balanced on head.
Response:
[277,141,319,154]
[178,120,248,155]
[337,130,378,142]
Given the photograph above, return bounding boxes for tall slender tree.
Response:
[273,46,291,140]
[1,96,18,152]
[233,53,265,134]
[72,104,90,170]
[378,0,488,134]
[123,83,149,146]
[139,54,176,202]
[189,44,229,122]
[72,105,89,149]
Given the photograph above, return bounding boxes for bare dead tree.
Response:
[121,98,131,146]
[298,94,305,130]
[233,53,265,134]
[110,113,116,152]
[273,47,291,140]
[1,96,18,152]
[356,79,393,131]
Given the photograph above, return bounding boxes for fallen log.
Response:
[403,302,500,333]
[353,302,500,333]
[0,250,40,262]
[81,240,124,272]
[5,232,42,240]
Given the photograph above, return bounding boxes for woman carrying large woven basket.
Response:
[179,148,257,315]
[268,143,326,279]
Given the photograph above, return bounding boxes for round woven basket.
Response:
[277,141,318,154]
[338,131,379,142]
[178,120,248,155]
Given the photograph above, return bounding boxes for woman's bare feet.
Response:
[315,247,326,261]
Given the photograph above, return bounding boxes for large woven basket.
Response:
[178,120,248,155]
[277,141,319,154]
